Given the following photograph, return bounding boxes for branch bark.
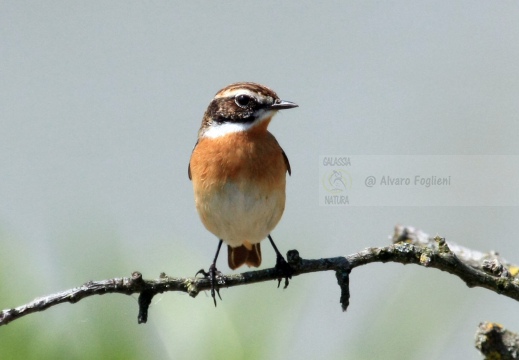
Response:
[1,225,518,326]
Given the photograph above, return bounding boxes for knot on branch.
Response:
[131,271,144,286]
[287,249,302,268]
[483,259,511,278]
[435,235,451,254]
[184,278,199,298]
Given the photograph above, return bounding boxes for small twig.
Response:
[1,225,518,326]
[475,322,519,359]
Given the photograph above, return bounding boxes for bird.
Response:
[188,82,298,305]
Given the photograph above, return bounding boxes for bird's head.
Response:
[199,82,298,138]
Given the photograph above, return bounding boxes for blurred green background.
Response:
[2,1,519,359]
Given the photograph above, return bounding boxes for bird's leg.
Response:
[196,239,224,306]
[268,235,293,289]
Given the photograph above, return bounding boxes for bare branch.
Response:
[1,225,518,326]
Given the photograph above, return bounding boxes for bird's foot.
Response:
[196,264,224,306]
[275,255,294,289]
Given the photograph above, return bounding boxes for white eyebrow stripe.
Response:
[215,88,259,99]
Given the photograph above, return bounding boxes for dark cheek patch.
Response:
[210,98,257,124]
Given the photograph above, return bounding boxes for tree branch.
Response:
[1,225,518,326]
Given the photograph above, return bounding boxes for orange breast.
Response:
[190,127,287,193]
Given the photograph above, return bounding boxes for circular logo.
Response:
[322,169,351,194]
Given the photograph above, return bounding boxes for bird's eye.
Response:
[235,94,252,108]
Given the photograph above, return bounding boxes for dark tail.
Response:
[228,243,262,270]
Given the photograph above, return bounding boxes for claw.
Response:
[198,239,225,306]
[275,255,294,289]
[196,268,209,278]
[196,264,224,306]
[267,235,293,289]
[214,288,222,306]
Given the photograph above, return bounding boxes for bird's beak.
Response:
[270,100,298,110]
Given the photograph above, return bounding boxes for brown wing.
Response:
[188,140,199,180]
[282,149,291,176]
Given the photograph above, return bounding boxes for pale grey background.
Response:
[1,1,519,359]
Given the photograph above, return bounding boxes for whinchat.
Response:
[188,82,298,305]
